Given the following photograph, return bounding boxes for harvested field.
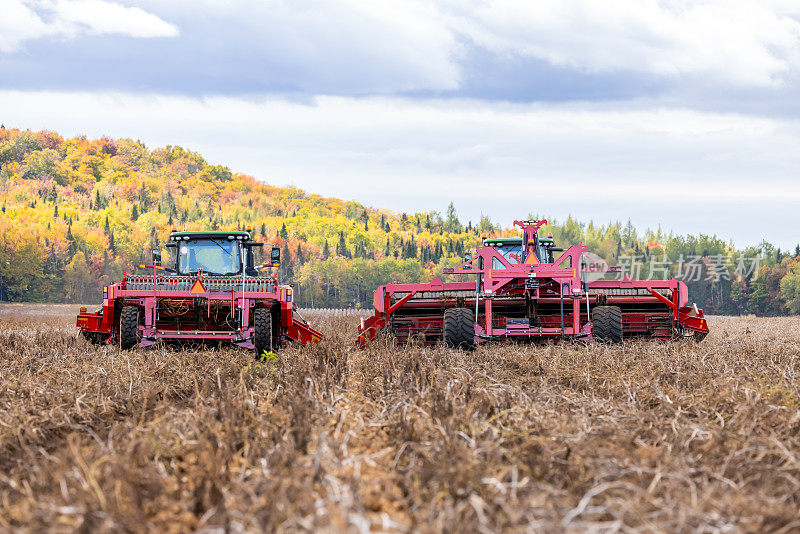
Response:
[1,304,799,532]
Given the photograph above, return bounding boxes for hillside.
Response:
[0,127,798,314]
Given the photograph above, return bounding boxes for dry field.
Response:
[0,304,799,533]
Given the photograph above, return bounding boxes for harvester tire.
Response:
[443,307,475,350]
[120,306,140,350]
[592,305,623,343]
[254,308,273,357]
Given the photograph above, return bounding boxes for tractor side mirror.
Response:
[271,246,280,266]
[152,249,162,266]
[464,252,472,263]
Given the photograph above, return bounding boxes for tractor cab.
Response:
[156,231,280,277]
[482,235,558,268]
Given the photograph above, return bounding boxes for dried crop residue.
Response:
[0,305,798,532]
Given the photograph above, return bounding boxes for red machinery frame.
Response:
[77,239,322,350]
[358,220,708,347]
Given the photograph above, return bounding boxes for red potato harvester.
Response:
[358,220,708,349]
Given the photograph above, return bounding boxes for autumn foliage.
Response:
[0,127,798,313]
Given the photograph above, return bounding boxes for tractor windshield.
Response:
[178,239,241,276]
[492,243,523,269]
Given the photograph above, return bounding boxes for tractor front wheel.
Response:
[254,308,273,357]
[120,306,140,350]
[443,307,475,350]
[592,305,623,343]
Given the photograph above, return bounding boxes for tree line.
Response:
[1,127,799,314]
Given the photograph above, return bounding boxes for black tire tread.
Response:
[120,306,139,350]
[443,307,475,350]
[592,305,623,343]
[254,308,274,356]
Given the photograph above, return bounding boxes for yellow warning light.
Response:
[80,307,87,313]
[548,232,553,238]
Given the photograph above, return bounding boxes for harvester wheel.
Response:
[254,308,273,357]
[443,307,475,350]
[592,305,623,343]
[120,306,140,350]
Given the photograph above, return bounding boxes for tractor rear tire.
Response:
[592,305,623,343]
[443,307,475,350]
[254,308,273,357]
[120,306,140,350]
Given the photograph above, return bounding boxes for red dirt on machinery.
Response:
[358,220,708,349]
[77,230,322,353]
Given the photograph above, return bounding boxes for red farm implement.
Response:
[77,230,322,353]
[358,220,708,349]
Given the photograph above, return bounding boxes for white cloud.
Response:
[129,0,461,93]
[4,0,800,93]
[136,0,800,89]
[0,1,52,52]
[441,0,800,87]
[52,0,179,38]
[0,0,177,53]
[1,90,798,247]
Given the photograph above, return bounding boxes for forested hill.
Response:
[1,127,799,314]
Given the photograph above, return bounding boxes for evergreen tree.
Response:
[280,242,293,281]
[138,182,149,212]
[337,231,349,257]
[279,222,288,239]
[131,205,138,220]
[66,223,76,255]
[322,239,330,259]
[444,202,462,233]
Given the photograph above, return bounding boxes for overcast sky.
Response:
[1,0,799,248]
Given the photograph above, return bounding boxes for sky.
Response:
[1,0,799,249]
